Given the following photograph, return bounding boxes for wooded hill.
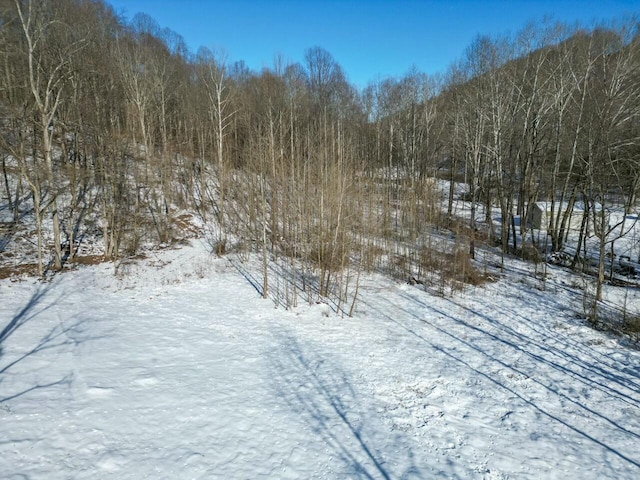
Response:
[1,0,639,316]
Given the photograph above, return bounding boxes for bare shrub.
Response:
[622,316,640,344]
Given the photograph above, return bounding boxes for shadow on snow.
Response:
[364,285,640,472]
[0,282,101,404]
[268,332,425,479]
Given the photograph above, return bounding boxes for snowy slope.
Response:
[1,239,639,479]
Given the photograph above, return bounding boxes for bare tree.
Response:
[14,0,87,272]
[196,47,236,253]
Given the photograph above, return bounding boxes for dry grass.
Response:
[67,254,108,266]
[173,213,201,238]
[0,263,38,279]
[622,316,640,344]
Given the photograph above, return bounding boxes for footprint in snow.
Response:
[86,386,114,397]
[132,377,160,387]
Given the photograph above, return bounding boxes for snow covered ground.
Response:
[1,239,640,479]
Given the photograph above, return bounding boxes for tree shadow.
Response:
[1,375,74,403]
[0,283,102,403]
[417,280,640,409]
[0,283,54,355]
[267,332,425,479]
[490,282,640,395]
[363,288,640,472]
[229,253,350,315]
[227,256,264,297]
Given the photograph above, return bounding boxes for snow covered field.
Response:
[1,239,640,479]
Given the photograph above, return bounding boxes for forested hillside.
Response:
[1,0,639,320]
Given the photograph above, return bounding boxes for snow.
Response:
[1,239,640,479]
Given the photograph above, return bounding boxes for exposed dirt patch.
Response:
[67,255,108,266]
[0,263,38,280]
[173,214,201,238]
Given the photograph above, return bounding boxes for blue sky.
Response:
[107,0,639,88]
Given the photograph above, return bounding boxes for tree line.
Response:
[1,0,639,312]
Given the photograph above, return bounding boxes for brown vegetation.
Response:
[0,1,639,320]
